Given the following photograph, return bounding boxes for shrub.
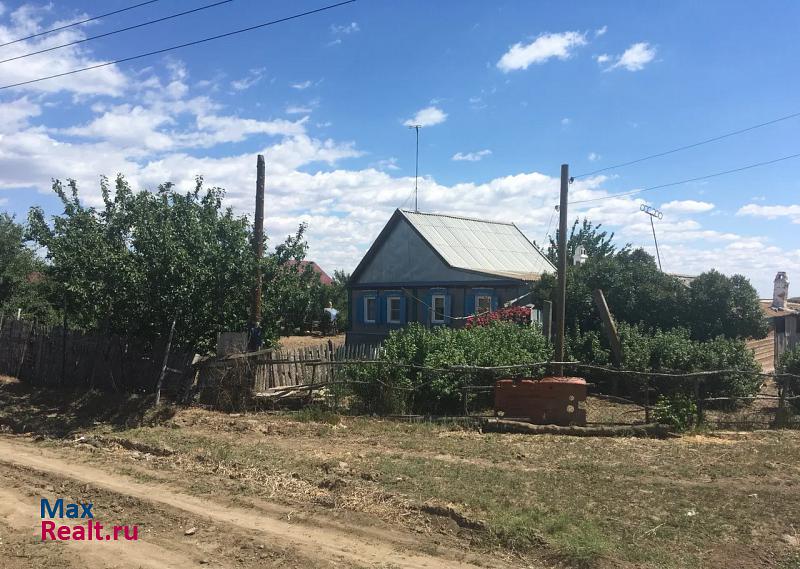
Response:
[569,323,761,400]
[778,347,800,411]
[653,394,697,431]
[346,322,551,415]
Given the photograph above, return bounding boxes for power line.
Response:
[0,0,163,48]
[569,152,800,205]
[572,110,800,179]
[0,0,236,66]
[0,0,357,91]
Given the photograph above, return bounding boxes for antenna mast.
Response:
[640,204,664,271]
[408,124,421,212]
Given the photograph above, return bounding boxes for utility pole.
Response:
[554,164,569,376]
[408,124,421,212]
[248,154,266,350]
[640,204,663,271]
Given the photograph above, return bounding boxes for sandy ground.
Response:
[0,436,509,569]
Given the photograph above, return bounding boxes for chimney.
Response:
[773,271,789,310]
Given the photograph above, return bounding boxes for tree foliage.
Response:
[27,176,327,352]
[532,239,767,342]
[542,218,626,265]
[0,213,56,322]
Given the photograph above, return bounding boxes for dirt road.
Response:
[0,436,506,569]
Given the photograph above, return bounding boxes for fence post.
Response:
[694,378,703,425]
[154,320,176,406]
[644,374,651,424]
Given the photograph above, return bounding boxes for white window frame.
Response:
[364,296,377,324]
[431,294,446,324]
[387,296,402,324]
[476,295,493,315]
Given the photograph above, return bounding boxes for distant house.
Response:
[749,272,799,371]
[288,260,333,285]
[346,209,555,345]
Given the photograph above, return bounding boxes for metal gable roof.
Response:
[399,210,555,281]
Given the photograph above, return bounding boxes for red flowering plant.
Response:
[465,306,532,328]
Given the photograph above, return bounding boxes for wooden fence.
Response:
[196,342,379,405]
[0,316,194,397]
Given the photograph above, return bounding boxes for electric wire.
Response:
[569,152,800,205]
[572,110,800,179]
[0,0,357,91]
[0,0,236,65]
[0,0,163,48]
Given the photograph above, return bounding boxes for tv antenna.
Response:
[408,124,421,212]
[640,204,664,271]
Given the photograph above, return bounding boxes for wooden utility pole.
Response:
[554,164,569,376]
[249,155,266,334]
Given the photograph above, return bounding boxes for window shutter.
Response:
[444,295,452,322]
[465,293,475,315]
[491,294,499,311]
[356,295,364,323]
[399,295,407,323]
[425,293,433,325]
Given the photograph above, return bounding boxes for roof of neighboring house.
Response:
[759,299,800,318]
[288,260,333,285]
[353,209,555,283]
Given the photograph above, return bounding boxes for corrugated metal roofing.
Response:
[400,210,555,281]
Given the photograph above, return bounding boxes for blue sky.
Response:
[0,0,798,297]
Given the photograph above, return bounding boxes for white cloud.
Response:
[374,157,399,171]
[660,200,715,214]
[330,22,359,35]
[561,117,571,126]
[602,42,657,71]
[286,105,313,115]
[0,97,40,133]
[452,149,492,162]
[403,106,447,127]
[230,68,266,91]
[588,152,600,162]
[291,80,312,90]
[737,203,800,224]
[0,6,127,96]
[595,25,607,37]
[497,31,587,72]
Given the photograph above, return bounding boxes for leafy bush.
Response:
[653,394,697,431]
[346,322,551,415]
[778,347,800,411]
[570,323,761,400]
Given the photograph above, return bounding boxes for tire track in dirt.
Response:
[0,485,202,569]
[0,436,509,569]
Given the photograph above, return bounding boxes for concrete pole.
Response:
[554,164,569,376]
[249,155,265,330]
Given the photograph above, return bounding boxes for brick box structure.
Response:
[494,377,587,426]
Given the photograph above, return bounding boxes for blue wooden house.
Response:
[346,209,555,345]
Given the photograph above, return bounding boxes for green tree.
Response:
[541,218,627,265]
[28,176,256,351]
[532,238,766,342]
[0,212,56,322]
[685,270,767,341]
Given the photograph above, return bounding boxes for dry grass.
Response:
[63,408,800,569]
[2,380,799,569]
